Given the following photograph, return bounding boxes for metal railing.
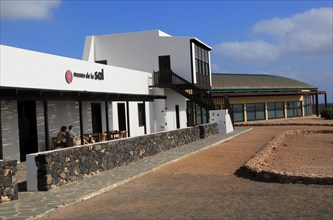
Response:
[153,70,201,90]
[153,70,220,111]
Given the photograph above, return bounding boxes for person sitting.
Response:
[66,125,81,146]
[83,134,95,144]
[55,126,67,148]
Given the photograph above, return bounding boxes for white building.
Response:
[0,30,215,162]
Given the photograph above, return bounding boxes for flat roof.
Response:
[0,87,166,102]
[211,73,318,93]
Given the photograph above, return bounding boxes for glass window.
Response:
[276,102,284,118]
[256,103,265,120]
[195,45,210,75]
[246,103,265,121]
[287,101,302,118]
[202,108,207,124]
[267,102,276,119]
[296,102,302,116]
[195,59,199,73]
[231,104,244,122]
[268,102,284,119]
[196,105,202,125]
[186,101,195,126]
[287,102,293,117]
[304,96,312,116]
[246,103,255,121]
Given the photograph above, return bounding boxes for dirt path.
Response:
[39,126,333,220]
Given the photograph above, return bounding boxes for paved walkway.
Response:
[0,128,250,220]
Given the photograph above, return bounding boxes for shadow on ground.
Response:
[18,181,27,191]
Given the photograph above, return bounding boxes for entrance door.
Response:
[117,103,126,131]
[17,101,38,162]
[175,105,180,129]
[91,103,102,133]
[186,101,195,126]
[159,55,171,71]
[158,55,171,84]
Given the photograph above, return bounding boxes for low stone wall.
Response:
[29,123,218,191]
[199,123,219,138]
[0,160,18,203]
[243,130,333,185]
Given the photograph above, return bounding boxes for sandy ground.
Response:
[263,131,333,176]
[38,122,333,220]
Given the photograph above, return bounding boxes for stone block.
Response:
[0,160,18,202]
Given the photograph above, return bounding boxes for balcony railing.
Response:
[153,70,198,89]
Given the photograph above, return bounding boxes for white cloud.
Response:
[252,7,333,56]
[252,17,294,38]
[211,63,229,73]
[214,40,280,64]
[0,0,61,20]
[215,7,333,64]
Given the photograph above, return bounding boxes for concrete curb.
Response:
[236,123,333,127]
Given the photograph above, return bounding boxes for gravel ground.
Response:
[39,125,333,220]
[263,131,333,176]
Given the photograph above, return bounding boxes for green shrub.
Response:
[320,107,333,120]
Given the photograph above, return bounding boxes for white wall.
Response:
[92,31,159,73]
[159,36,193,82]
[82,36,95,61]
[0,45,150,95]
[128,102,144,137]
[111,101,122,131]
[110,101,150,138]
[164,89,187,131]
[148,87,166,133]
[1,100,20,161]
[150,99,165,132]
[86,30,194,83]
[209,110,234,134]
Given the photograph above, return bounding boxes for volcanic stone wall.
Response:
[34,123,218,191]
[0,160,18,203]
[199,123,219,138]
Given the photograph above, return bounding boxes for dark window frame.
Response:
[138,103,146,127]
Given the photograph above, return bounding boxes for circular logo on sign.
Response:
[65,70,73,84]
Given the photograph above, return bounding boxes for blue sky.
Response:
[1,0,332,103]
